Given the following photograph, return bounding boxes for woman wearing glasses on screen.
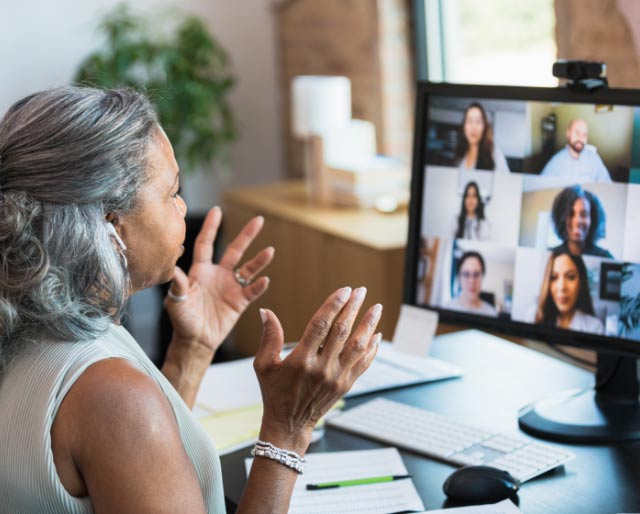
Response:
[530,249,604,334]
[456,102,510,173]
[445,251,498,317]
[550,184,613,258]
[454,181,491,240]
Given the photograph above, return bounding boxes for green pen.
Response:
[306,474,413,490]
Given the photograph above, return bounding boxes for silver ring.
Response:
[234,268,251,287]
[167,290,188,302]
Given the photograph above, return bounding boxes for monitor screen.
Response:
[405,83,640,357]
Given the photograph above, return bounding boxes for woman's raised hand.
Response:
[253,287,382,451]
[164,206,274,359]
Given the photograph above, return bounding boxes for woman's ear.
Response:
[105,212,119,226]
[105,212,124,236]
[104,213,127,252]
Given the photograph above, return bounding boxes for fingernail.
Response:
[355,287,367,302]
[259,308,267,323]
[372,304,383,318]
[374,333,383,345]
[338,287,352,302]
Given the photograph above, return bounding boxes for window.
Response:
[415,0,557,86]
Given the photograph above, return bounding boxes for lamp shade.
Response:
[291,76,351,138]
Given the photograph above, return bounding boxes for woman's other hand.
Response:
[253,287,382,453]
[162,207,273,406]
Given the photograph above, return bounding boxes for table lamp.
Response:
[291,75,351,204]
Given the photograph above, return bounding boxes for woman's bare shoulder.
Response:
[52,358,207,514]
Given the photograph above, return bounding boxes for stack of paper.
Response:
[325,155,410,208]
[194,342,460,407]
[346,341,461,396]
[245,448,424,514]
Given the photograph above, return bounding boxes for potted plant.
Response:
[74,3,237,175]
[75,4,238,363]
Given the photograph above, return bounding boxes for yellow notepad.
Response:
[197,400,344,455]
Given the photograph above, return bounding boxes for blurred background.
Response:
[3,0,640,361]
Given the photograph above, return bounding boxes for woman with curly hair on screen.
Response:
[550,184,613,258]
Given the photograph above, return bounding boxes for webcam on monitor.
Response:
[552,59,608,92]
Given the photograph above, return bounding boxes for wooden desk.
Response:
[220,330,640,513]
[223,181,408,356]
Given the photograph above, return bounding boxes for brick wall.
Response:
[555,0,640,88]
[275,0,414,177]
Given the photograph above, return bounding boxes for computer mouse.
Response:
[443,465,520,503]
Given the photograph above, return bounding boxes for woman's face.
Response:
[117,129,187,291]
[459,256,483,301]
[566,197,591,245]
[463,107,485,146]
[464,186,479,215]
[550,254,580,316]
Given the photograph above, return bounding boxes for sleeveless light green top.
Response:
[0,324,226,514]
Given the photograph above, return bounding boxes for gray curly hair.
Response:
[0,86,159,371]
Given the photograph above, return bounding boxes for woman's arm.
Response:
[52,358,208,514]
[161,207,274,407]
[53,288,380,514]
[236,288,381,514]
[161,333,216,408]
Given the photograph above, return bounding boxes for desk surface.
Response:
[220,330,640,513]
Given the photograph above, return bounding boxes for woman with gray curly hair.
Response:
[0,86,382,514]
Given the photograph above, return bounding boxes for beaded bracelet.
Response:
[251,440,306,474]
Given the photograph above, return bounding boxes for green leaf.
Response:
[73,2,237,174]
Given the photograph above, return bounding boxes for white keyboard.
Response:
[327,398,575,483]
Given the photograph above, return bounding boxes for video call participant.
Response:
[530,250,604,334]
[540,118,612,182]
[445,250,498,316]
[550,185,613,258]
[455,181,491,240]
[456,102,510,173]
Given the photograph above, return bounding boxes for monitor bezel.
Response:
[404,81,640,358]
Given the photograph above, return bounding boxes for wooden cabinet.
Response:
[222,181,407,356]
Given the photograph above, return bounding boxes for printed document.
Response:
[195,341,461,412]
[245,447,425,514]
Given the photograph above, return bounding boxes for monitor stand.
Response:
[518,353,640,443]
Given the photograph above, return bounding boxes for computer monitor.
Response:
[404,82,640,443]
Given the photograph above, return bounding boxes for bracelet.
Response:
[251,440,306,474]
